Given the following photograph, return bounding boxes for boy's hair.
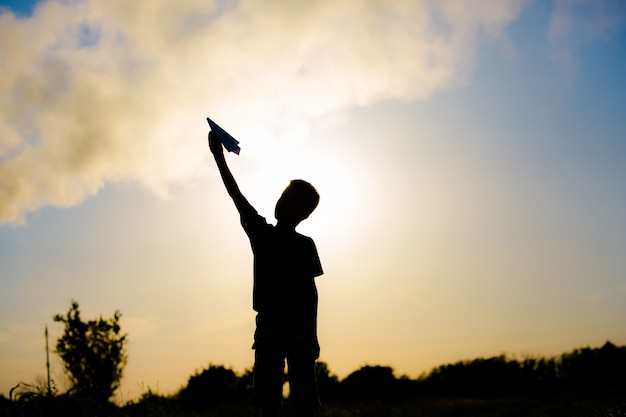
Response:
[286,179,320,218]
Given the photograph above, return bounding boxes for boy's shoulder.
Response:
[274,229,317,246]
[293,231,318,248]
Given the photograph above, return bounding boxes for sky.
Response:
[1,0,625,402]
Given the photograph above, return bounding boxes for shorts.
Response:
[250,314,321,408]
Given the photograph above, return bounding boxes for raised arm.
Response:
[209,131,254,216]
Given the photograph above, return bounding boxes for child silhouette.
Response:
[209,131,323,417]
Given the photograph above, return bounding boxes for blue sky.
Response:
[1,0,625,402]
[0,0,36,15]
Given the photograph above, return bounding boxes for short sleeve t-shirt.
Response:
[240,208,323,320]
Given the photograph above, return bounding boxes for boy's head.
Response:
[274,179,320,226]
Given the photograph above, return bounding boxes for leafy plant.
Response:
[53,300,128,401]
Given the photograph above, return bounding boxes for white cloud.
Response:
[0,0,525,224]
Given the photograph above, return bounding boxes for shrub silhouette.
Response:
[340,365,399,402]
[315,361,340,401]
[418,341,626,398]
[53,300,127,402]
[425,355,524,397]
[177,364,247,409]
[519,357,559,394]
[559,341,626,394]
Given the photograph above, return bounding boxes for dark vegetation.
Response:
[52,300,128,402]
[1,301,624,416]
[4,342,625,417]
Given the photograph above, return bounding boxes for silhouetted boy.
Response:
[209,132,323,417]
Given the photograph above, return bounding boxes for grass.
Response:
[2,394,625,417]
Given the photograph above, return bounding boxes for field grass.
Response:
[318,396,626,417]
[2,394,625,417]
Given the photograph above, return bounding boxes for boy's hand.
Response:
[208,131,224,156]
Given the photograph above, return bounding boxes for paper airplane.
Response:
[207,117,241,155]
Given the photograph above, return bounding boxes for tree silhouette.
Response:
[53,300,127,401]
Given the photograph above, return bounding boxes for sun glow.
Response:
[235,140,362,251]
